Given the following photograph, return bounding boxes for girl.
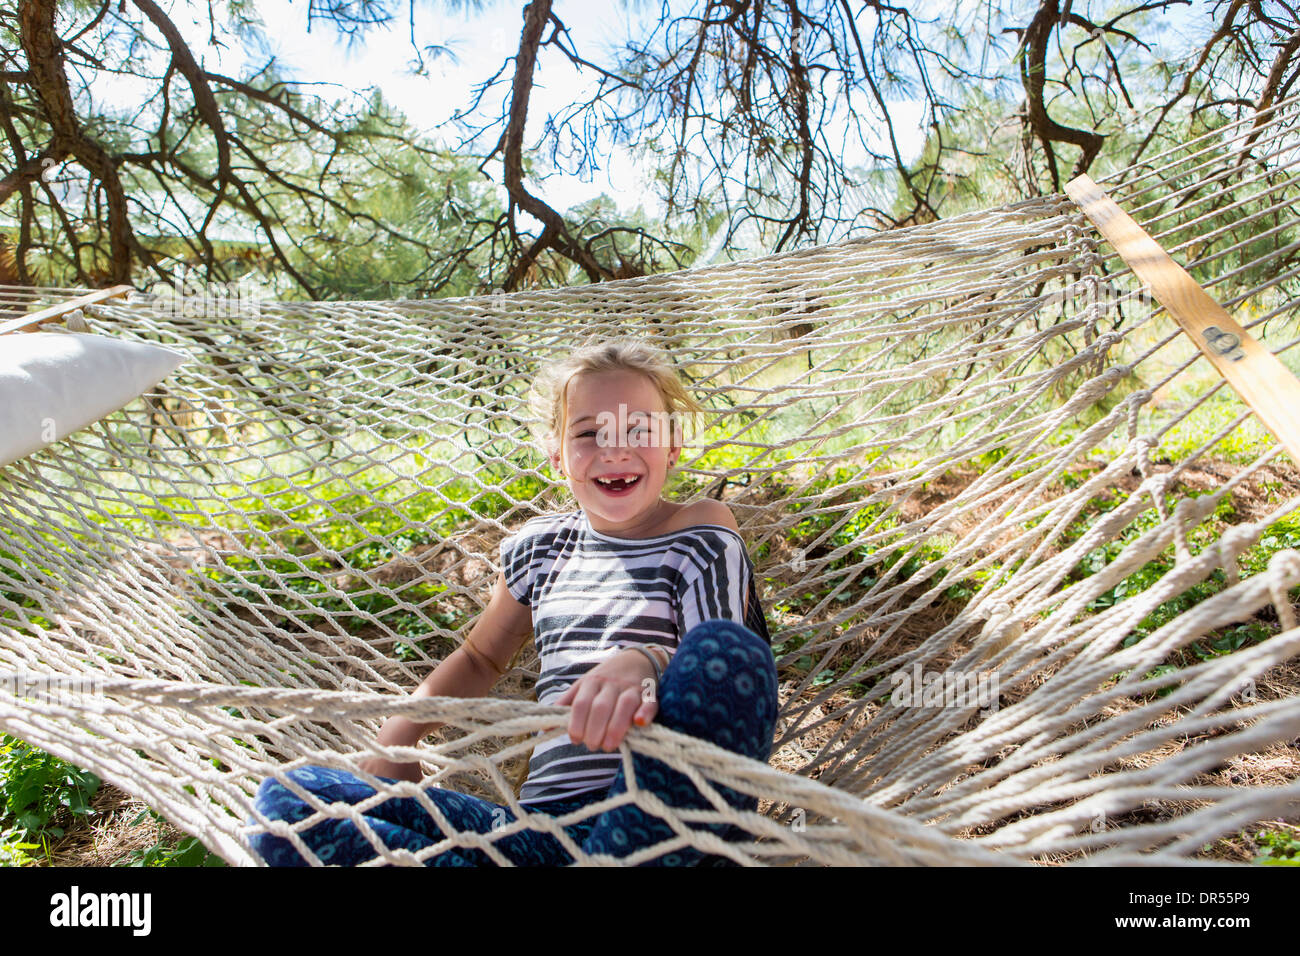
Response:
[249,338,778,866]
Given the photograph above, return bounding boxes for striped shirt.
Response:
[499,509,767,805]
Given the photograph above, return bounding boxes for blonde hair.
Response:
[529,337,705,462]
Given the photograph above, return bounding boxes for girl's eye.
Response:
[570,423,659,443]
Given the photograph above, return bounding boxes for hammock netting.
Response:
[3,98,1300,865]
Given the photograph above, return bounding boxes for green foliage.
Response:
[1253,828,1300,865]
[1061,485,1300,676]
[0,831,44,867]
[0,734,100,855]
[179,463,534,641]
[0,738,226,867]
[1157,390,1280,465]
[0,546,56,631]
[114,809,226,868]
[270,92,506,299]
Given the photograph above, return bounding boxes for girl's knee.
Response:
[675,620,778,690]
[659,620,778,755]
[682,618,765,648]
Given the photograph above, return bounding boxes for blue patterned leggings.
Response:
[248,619,779,866]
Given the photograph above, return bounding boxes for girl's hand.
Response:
[557,648,659,752]
[359,716,425,784]
[358,754,422,784]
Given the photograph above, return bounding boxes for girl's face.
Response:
[551,369,680,537]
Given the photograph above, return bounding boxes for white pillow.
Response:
[0,331,189,467]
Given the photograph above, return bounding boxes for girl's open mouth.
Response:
[594,475,641,495]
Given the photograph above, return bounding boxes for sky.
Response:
[84,0,1230,254]
[148,0,930,218]
[68,0,1228,224]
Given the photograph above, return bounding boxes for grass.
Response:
[1157,390,1280,465]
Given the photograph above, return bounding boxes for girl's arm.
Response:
[359,572,532,782]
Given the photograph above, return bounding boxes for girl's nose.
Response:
[599,438,632,459]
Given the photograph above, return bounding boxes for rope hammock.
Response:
[3,96,1300,866]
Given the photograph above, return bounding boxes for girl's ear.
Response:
[667,412,684,468]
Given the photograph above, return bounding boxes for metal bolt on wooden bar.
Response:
[1065,174,1300,463]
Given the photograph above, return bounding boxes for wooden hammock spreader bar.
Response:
[0,284,132,336]
[1066,174,1300,463]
